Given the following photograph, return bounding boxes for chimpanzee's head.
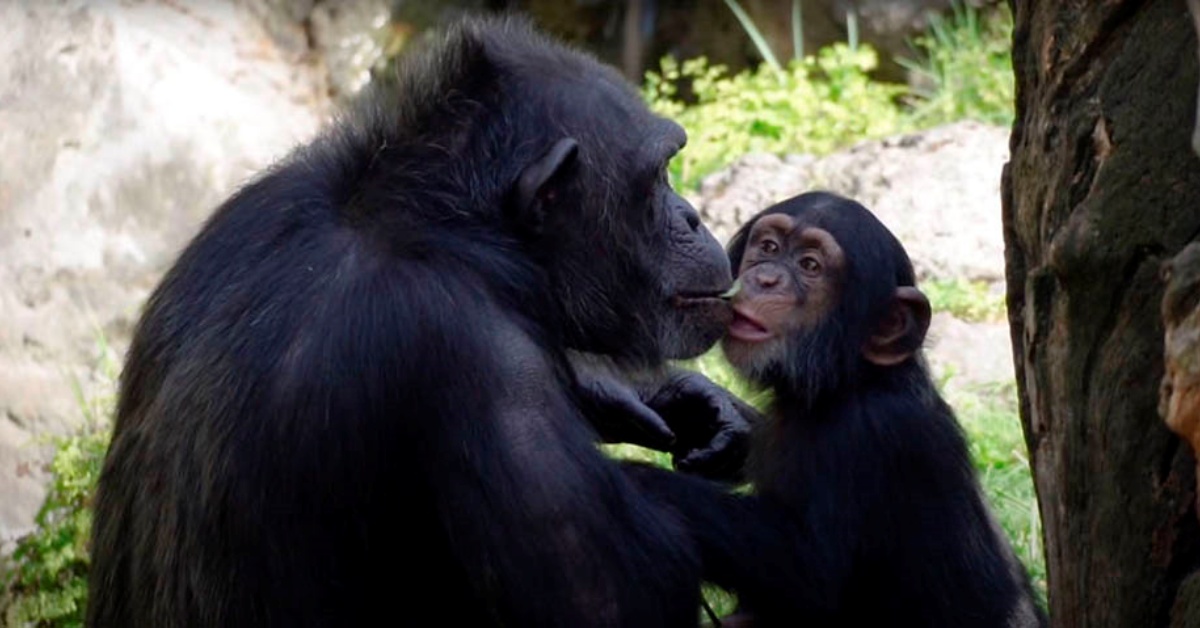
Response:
[722,192,931,400]
[470,19,733,365]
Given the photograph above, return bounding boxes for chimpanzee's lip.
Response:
[727,307,772,342]
[671,288,733,308]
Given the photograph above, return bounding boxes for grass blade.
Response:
[723,0,783,75]
[791,0,803,61]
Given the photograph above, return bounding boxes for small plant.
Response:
[644,1,1015,193]
[899,2,1016,127]
[1,343,117,628]
[643,47,910,191]
[924,278,1007,323]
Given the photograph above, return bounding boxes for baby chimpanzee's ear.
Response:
[863,286,931,366]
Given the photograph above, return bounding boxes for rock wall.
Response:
[0,0,396,547]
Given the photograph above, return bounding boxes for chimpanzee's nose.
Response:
[753,269,783,289]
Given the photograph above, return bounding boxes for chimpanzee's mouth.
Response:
[671,289,732,308]
[727,307,772,342]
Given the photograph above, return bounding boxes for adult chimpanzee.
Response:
[626,192,1047,627]
[88,16,750,627]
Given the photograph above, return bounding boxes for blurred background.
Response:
[0,0,1026,623]
[393,0,1004,90]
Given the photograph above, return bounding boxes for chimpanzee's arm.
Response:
[622,462,856,621]
[405,307,703,626]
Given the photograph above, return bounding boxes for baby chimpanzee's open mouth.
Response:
[727,307,771,342]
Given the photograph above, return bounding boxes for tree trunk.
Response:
[1004,1,1200,625]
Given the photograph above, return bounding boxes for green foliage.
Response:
[925,278,1007,323]
[643,46,909,191]
[701,583,739,621]
[940,377,1047,603]
[1,430,105,627]
[1,349,116,628]
[898,2,1016,127]
[643,2,1015,192]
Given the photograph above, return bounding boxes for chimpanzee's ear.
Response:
[863,286,931,366]
[510,138,578,235]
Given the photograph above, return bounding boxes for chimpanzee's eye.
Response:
[759,240,779,255]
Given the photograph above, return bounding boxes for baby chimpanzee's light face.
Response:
[721,213,844,380]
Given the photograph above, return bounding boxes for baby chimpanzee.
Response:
[620,192,1047,627]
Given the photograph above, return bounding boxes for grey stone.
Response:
[926,313,1015,391]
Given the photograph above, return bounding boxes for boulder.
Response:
[694,121,1011,286]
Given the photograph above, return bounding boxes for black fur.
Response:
[629,192,1047,627]
[88,16,732,627]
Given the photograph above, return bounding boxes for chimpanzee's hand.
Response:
[574,362,677,452]
[645,371,760,483]
[571,352,760,480]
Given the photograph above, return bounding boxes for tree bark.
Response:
[1004,1,1200,625]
